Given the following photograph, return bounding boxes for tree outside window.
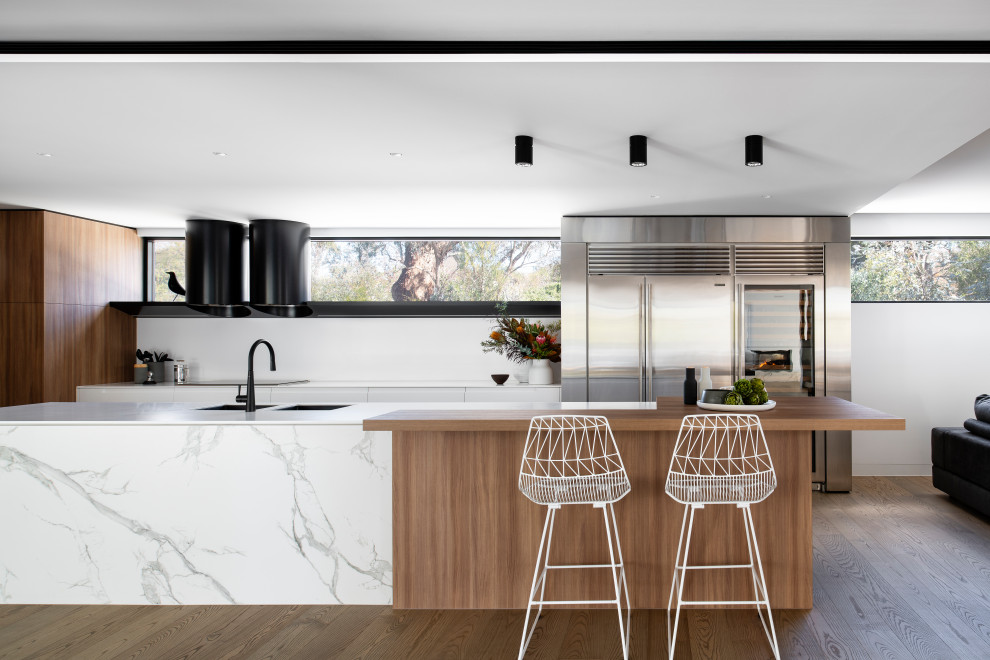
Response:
[311,240,560,302]
[851,239,990,301]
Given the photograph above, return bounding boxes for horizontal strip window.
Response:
[851,239,990,302]
[144,237,561,313]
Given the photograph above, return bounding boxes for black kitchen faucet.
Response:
[236,339,276,412]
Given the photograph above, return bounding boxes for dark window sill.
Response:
[110,301,561,318]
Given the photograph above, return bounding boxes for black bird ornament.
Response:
[166,271,186,300]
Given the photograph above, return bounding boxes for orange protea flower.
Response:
[490,331,503,340]
[516,325,524,333]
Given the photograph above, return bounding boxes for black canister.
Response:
[683,368,697,405]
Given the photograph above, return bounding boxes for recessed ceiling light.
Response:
[388,152,403,158]
[36,152,52,157]
[212,151,228,157]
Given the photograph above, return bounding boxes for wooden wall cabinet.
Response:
[0,210,141,406]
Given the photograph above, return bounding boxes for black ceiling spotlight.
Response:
[515,135,533,167]
[745,134,764,167]
[629,135,647,167]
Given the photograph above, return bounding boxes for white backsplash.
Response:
[138,316,558,383]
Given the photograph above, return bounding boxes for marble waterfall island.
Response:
[0,402,392,605]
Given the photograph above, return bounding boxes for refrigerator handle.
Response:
[645,281,653,402]
[735,282,745,382]
[639,283,648,401]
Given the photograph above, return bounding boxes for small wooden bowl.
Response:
[491,374,510,385]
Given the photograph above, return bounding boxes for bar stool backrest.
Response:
[519,415,630,506]
[665,413,776,505]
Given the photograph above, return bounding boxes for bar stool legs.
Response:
[518,502,631,660]
[666,503,780,660]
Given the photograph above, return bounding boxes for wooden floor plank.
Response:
[1,477,989,660]
[107,605,230,660]
[817,496,990,657]
[243,605,358,660]
[53,605,195,660]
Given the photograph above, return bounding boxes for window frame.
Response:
[141,235,563,318]
[851,235,990,303]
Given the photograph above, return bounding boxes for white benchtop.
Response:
[78,380,560,389]
[0,401,654,426]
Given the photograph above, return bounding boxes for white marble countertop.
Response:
[0,401,654,426]
[78,380,561,389]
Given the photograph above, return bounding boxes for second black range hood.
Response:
[249,219,313,317]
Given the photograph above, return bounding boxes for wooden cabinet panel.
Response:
[0,303,44,406]
[44,212,110,305]
[1,211,140,405]
[102,306,136,386]
[393,428,812,610]
[0,210,45,303]
[104,223,142,302]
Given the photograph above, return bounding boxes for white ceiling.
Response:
[2,2,990,232]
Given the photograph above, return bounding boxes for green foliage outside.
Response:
[851,240,990,301]
[311,240,560,302]
[150,240,186,301]
[149,239,560,302]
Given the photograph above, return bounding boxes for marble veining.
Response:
[0,423,392,605]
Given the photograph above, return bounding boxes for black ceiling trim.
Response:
[3,40,990,55]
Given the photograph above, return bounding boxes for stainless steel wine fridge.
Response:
[561,216,852,491]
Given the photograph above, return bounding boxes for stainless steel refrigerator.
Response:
[561,216,852,491]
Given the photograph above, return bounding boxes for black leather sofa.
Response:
[932,394,990,518]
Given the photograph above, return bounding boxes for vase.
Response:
[148,362,166,383]
[512,362,529,383]
[698,366,713,399]
[529,359,553,385]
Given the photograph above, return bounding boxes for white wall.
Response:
[137,316,544,383]
[851,303,990,475]
[850,213,990,476]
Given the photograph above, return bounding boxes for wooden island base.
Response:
[366,397,905,610]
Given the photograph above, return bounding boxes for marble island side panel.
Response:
[0,423,392,605]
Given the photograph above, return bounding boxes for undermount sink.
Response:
[272,404,351,411]
[196,404,278,411]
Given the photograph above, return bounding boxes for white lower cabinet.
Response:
[367,388,465,402]
[172,386,268,404]
[76,386,174,403]
[464,387,561,403]
[270,388,369,403]
[77,383,561,404]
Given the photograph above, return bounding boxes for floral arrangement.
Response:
[482,315,561,363]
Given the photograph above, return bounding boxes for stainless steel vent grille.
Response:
[588,245,732,275]
[734,245,825,274]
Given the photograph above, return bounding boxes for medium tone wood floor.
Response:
[2,477,989,659]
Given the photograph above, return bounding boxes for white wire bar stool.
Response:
[665,414,780,660]
[517,415,632,660]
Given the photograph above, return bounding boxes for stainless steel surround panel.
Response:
[562,216,849,244]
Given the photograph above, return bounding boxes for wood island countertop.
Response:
[363,395,905,432]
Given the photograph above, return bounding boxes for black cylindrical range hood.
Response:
[249,219,313,317]
[184,219,250,317]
